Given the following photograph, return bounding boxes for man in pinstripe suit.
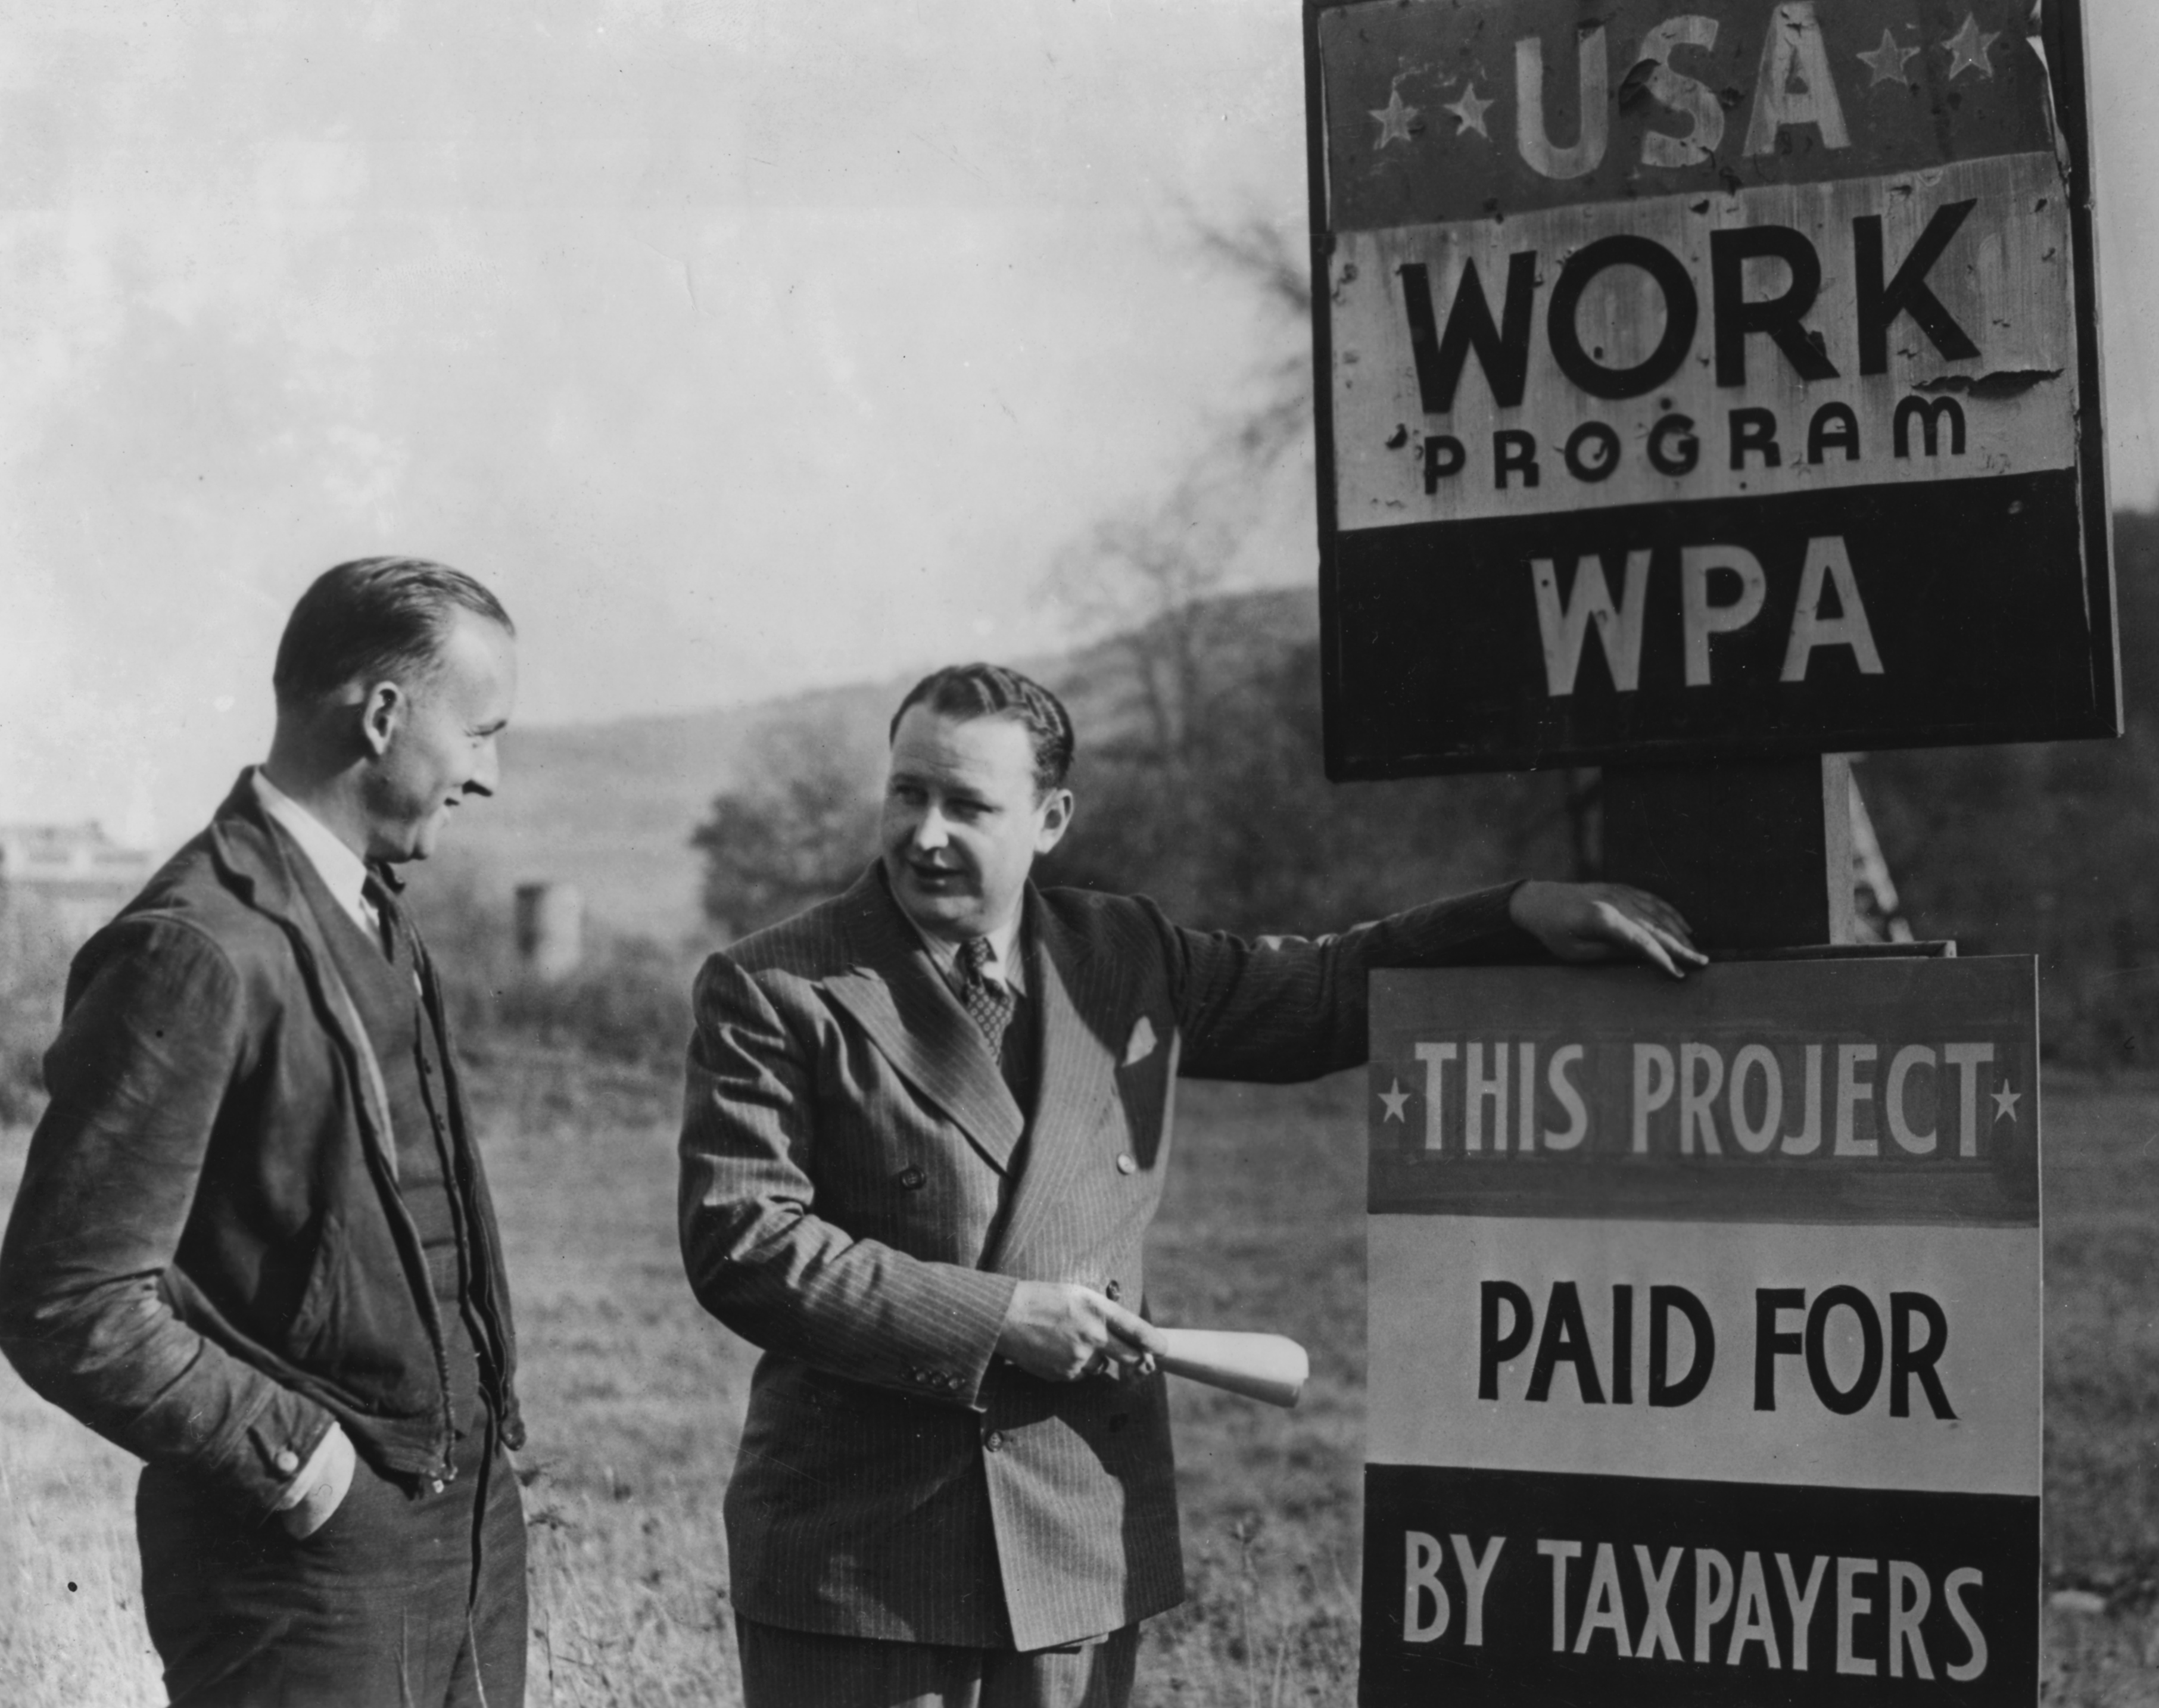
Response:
[678,663,1700,1707]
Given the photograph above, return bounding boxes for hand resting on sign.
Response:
[1508,881,1707,980]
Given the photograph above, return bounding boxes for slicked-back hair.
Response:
[889,663,1076,797]
[272,557,515,709]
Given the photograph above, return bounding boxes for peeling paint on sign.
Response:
[1331,153,2072,525]
[1308,0,2115,775]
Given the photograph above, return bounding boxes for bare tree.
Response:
[1042,211,1615,903]
[1189,216,1311,470]
[1046,214,1314,773]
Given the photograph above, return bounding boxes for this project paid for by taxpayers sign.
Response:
[1359,956,2038,1705]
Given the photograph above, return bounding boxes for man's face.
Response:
[880,706,1071,943]
[359,609,518,864]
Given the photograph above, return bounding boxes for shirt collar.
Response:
[250,768,376,939]
[904,907,1027,999]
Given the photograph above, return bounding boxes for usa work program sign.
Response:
[1360,958,2039,1704]
[1306,0,2114,775]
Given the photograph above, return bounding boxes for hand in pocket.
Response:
[278,1423,358,1539]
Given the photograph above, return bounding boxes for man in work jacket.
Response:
[0,556,527,1707]
[680,660,1703,1708]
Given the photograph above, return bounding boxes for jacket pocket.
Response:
[285,1214,345,1355]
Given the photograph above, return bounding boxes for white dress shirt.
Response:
[907,910,1027,1001]
[250,769,378,942]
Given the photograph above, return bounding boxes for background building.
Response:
[0,824,155,948]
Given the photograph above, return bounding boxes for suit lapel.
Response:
[822,868,1026,1174]
[210,779,403,1186]
[983,889,1126,1272]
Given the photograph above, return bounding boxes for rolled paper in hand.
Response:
[1152,1329,1309,1408]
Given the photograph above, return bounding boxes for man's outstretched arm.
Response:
[1162,879,1702,1084]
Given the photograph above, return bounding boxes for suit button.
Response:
[273,1448,300,1475]
[984,1430,1006,1453]
[897,1166,927,1190]
[1115,1154,1137,1175]
[1104,1280,1123,1302]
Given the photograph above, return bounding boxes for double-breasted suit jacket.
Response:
[678,864,1530,1653]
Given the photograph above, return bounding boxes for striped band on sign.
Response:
[1328,152,2073,529]
[1366,1214,2039,1497]
[1315,0,2057,232]
[1357,1464,2038,1707]
[1366,958,2038,1225]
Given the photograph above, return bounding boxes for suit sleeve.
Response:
[678,954,1017,1408]
[1157,883,1541,1081]
[0,918,336,1516]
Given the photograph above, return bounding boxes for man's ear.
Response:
[357,680,406,759]
[1034,787,1074,855]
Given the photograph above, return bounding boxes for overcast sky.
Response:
[4,0,2156,847]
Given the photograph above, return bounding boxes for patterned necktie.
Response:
[955,936,1016,1061]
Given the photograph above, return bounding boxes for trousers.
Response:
[137,1395,525,1707]
[736,1617,1141,1708]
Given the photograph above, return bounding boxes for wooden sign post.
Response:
[1602,755,1855,949]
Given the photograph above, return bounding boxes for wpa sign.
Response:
[1306,0,2116,775]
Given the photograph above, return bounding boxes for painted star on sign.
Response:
[1370,87,1419,149]
[1445,80,1493,140]
[1942,13,2001,81]
[1379,1079,1411,1123]
[1856,28,1920,86]
[1992,1080,2022,1124]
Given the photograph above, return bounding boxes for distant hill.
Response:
[446,586,1317,940]
[446,680,897,942]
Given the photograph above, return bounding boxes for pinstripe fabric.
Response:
[679,864,1530,1653]
[736,1616,1139,1707]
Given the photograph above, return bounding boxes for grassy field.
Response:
[4,1056,2159,1704]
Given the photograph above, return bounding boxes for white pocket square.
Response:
[1123,1016,1158,1066]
